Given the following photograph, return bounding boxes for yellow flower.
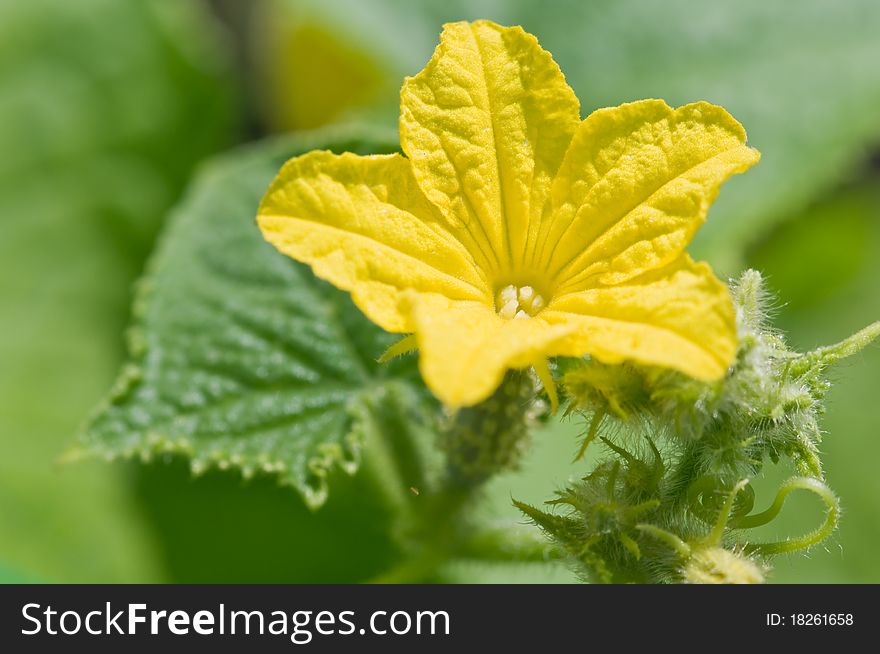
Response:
[258,20,760,409]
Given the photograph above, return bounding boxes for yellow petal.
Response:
[410,296,570,407]
[400,20,580,278]
[542,255,736,380]
[412,255,733,407]
[537,100,760,293]
[258,151,488,333]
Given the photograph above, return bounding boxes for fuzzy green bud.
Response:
[683,546,764,584]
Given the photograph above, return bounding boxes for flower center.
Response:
[495,284,546,320]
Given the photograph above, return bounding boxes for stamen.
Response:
[499,285,518,305]
[499,299,519,320]
[495,284,546,319]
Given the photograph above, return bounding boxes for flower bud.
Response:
[683,546,764,584]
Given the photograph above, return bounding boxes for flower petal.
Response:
[412,255,733,407]
[258,151,488,333]
[400,20,580,278]
[538,100,760,293]
[543,255,736,380]
[410,296,570,407]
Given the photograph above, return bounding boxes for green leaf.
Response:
[0,0,236,582]
[78,127,434,508]
[257,0,880,269]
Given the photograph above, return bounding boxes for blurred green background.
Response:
[1,0,878,583]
